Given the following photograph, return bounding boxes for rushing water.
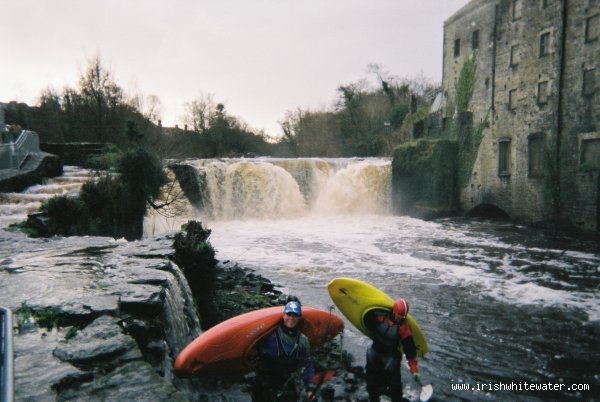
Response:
[2,159,599,401]
[205,216,599,401]
[0,166,94,228]
[150,157,600,401]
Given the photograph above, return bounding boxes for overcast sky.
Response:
[1,0,470,137]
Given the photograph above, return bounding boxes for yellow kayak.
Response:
[327,277,428,357]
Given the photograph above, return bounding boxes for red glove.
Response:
[408,357,419,374]
[408,357,420,383]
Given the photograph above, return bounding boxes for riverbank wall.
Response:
[391,139,459,219]
[0,152,62,192]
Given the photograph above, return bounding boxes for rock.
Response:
[57,361,189,402]
[4,234,202,401]
[53,315,142,365]
[169,163,206,208]
[14,328,89,401]
[3,231,369,402]
[118,283,164,317]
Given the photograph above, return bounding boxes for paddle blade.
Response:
[322,370,335,383]
[419,384,433,402]
[312,370,335,386]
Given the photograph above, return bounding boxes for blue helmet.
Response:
[283,301,302,316]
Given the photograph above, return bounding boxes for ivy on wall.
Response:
[455,55,477,112]
[449,54,489,189]
[457,113,488,189]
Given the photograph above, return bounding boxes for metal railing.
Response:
[0,130,40,170]
[0,306,13,402]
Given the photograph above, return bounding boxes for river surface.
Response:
[2,161,599,401]
[202,215,600,402]
[152,157,599,401]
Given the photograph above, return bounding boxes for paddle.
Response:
[311,369,336,400]
[312,369,335,388]
[414,376,433,402]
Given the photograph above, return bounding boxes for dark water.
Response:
[204,216,600,401]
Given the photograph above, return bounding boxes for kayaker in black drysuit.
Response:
[252,300,316,401]
[364,298,420,402]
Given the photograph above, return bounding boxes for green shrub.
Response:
[15,302,68,331]
[41,195,91,236]
[87,144,123,170]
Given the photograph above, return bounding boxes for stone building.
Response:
[442,0,600,232]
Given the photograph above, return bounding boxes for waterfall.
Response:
[312,160,392,215]
[0,165,93,228]
[173,158,392,221]
[162,260,201,380]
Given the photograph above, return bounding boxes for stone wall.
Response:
[0,153,62,193]
[392,139,459,219]
[442,0,496,123]
[560,0,600,231]
[443,0,600,231]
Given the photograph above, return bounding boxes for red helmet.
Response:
[393,299,409,320]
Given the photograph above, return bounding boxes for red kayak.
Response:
[174,306,344,376]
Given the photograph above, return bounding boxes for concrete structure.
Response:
[443,0,600,232]
[0,130,62,192]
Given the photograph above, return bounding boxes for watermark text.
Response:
[452,381,590,393]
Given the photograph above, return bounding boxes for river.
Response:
[2,159,599,401]
[150,157,599,401]
[205,215,599,401]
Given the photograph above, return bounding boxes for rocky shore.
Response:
[1,228,371,401]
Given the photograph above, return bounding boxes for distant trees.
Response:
[36,88,64,142]
[8,56,161,152]
[279,65,438,157]
[128,93,163,125]
[181,95,276,157]
[2,56,277,159]
[76,57,125,142]
[4,58,440,159]
[184,93,217,135]
[280,108,341,157]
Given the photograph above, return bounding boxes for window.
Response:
[498,138,511,176]
[581,138,600,169]
[472,30,480,51]
[583,68,597,97]
[585,14,599,43]
[508,89,518,110]
[510,44,520,67]
[528,134,545,178]
[454,38,461,58]
[513,0,523,21]
[538,81,549,104]
[540,32,551,57]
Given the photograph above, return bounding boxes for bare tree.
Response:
[75,56,126,143]
[183,93,216,134]
[128,92,163,124]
